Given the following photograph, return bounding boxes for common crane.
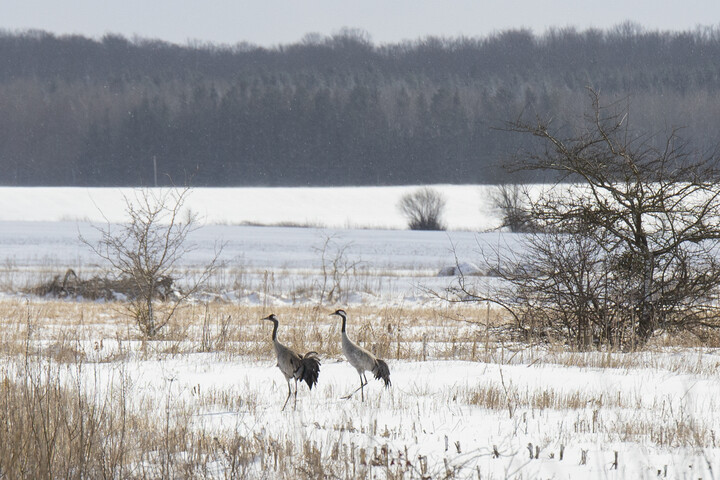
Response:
[330,309,391,401]
[262,314,321,410]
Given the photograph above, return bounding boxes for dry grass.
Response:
[0,361,281,479]
[3,299,719,374]
[0,300,510,362]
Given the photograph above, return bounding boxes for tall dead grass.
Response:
[3,299,718,372]
[0,359,131,478]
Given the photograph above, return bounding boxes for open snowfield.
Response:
[0,185,500,230]
[1,186,720,479]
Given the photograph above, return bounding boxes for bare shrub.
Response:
[398,187,447,231]
[315,234,361,305]
[83,187,222,337]
[490,183,538,232]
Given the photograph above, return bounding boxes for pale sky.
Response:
[2,0,719,47]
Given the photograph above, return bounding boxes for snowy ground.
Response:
[0,219,523,307]
[0,184,510,302]
[0,184,500,230]
[138,353,720,479]
[1,186,719,479]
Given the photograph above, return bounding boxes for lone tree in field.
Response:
[452,90,720,348]
[491,183,538,233]
[398,187,447,231]
[85,187,220,337]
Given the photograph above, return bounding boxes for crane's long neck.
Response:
[270,319,279,341]
[341,315,347,333]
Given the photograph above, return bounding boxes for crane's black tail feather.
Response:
[299,351,321,389]
[373,359,391,387]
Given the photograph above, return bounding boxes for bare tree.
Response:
[490,183,538,232]
[84,187,221,337]
[451,90,720,348]
[398,187,447,231]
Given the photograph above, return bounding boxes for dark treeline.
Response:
[2,24,720,186]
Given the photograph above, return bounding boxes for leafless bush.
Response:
[315,234,361,305]
[454,230,621,349]
[398,187,447,231]
[490,183,538,233]
[83,187,222,337]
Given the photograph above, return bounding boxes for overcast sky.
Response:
[2,0,719,47]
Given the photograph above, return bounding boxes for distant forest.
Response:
[2,24,720,186]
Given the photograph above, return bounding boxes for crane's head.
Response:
[329,309,347,319]
[262,314,280,340]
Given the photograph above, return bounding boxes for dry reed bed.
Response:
[0,300,505,362]
[2,300,719,373]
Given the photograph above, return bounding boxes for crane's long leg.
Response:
[342,372,369,400]
[293,378,299,410]
[282,379,292,411]
[361,372,367,402]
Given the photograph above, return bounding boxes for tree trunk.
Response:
[146,294,155,337]
[635,251,655,343]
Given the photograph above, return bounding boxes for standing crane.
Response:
[262,314,321,411]
[330,309,391,401]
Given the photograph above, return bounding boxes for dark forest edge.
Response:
[2,23,720,186]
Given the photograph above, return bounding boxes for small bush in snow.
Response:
[398,187,447,231]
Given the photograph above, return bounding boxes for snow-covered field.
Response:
[0,184,517,305]
[1,186,719,479]
[0,185,499,230]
